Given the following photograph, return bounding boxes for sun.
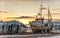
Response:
[18,19,29,24]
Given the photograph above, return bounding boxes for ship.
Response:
[29,4,53,33]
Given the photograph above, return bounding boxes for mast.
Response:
[40,4,43,18]
[48,7,53,26]
[35,4,44,23]
[36,4,43,20]
[37,4,43,18]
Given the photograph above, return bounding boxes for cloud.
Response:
[52,8,60,10]
[0,11,7,13]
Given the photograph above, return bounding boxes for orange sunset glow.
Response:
[3,17,35,24]
[1,13,60,25]
[0,0,60,25]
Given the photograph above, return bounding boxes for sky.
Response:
[0,0,60,17]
